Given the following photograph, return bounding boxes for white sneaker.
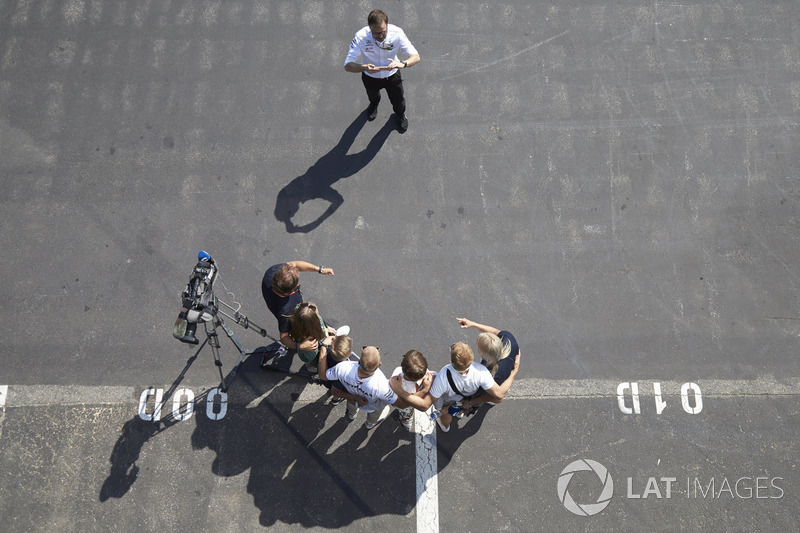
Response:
[335,325,351,337]
[434,417,450,432]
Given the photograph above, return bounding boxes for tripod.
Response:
[196,297,277,392]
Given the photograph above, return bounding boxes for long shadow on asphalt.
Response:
[274,112,395,234]
[98,356,492,527]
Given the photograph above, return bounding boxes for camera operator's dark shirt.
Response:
[261,264,303,334]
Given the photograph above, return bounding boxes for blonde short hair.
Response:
[450,342,474,371]
[360,346,381,373]
[329,335,352,362]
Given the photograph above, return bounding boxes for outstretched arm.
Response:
[465,353,521,407]
[456,317,500,335]
[287,260,334,276]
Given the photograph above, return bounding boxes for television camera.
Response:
[172,251,273,391]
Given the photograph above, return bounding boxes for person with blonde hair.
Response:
[457,317,519,383]
[316,335,355,405]
[320,346,431,430]
[390,341,520,433]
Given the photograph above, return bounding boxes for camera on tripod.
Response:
[173,250,218,345]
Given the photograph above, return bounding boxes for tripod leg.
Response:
[205,321,228,391]
[217,318,251,391]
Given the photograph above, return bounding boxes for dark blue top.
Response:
[261,263,303,334]
[480,330,520,386]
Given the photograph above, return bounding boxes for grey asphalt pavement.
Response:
[1,0,798,531]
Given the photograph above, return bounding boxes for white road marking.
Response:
[1,377,798,533]
[414,408,439,533]
[506,377,800,398]
[0,385,7,439]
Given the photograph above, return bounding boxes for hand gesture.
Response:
[456,317,476,329]
[364,63,386,74]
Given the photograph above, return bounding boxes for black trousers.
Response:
[361,71,406,116]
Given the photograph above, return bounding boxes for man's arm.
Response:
[279,331,297,350]
[330,385,368,407]
[464,353,521,407]
[345,61,391,74]
[390,375,435,412]
[317,341,332,381]
[387,53,420,70]
[286,260,333,276]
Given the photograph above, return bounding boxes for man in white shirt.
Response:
[391,349,437,430]
[344,9,421,133]
[321,345,432,430]
[390,342,521,432]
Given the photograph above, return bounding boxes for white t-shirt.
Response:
[327,360,397,413]
[429,362,496,404]
[391,367,438,392]
[344,24,419,79]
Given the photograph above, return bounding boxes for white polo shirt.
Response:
[344,24,419,79]
[327,360,398,413]
[429,363,496,405]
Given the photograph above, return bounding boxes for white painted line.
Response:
[3,385,136,406]
[506,377,800,399]
[414,408,439,533]
[0,377,797,408]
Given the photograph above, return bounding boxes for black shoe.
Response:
[367,103,378,121]
[396,114,408,133]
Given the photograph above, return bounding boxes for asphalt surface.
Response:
[1,0,799,531]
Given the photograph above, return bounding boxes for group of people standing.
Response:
[260,261,521,432]
[254,11,518,433]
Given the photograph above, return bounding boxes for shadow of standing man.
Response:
[274,112,394,233]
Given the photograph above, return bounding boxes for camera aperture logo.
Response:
[558,459,614,516]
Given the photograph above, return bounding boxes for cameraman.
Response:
[260,261,334,362]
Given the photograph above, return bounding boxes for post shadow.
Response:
[274,112,395,233]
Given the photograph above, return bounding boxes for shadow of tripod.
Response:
[195,297,274,393]
[99,296,274,501]
[274,112,395,233]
